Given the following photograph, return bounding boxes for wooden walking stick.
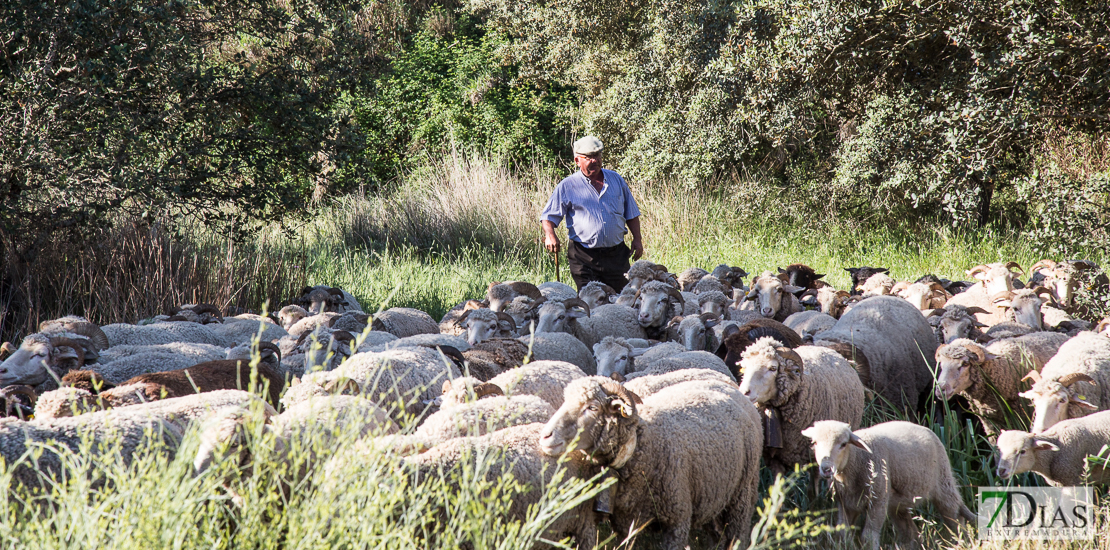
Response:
[554,240,561,283]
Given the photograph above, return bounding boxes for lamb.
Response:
[776,263,825,290]
[1020,331,1110,432]
[539,377,763,550]
[518,331,597,374]
[532,299,647,349]
[717,318,803,381]
[578,281,619,309]
[738,339,865,477]
[995,411,1110,486]
[0,407,182,491]
[633,281,686,339]
[404,422,602,549]
[676,267,709,291]
[486,281,543,312]
[370,307,440,338]
[845,266,889,295]
[783,310,837,342]
[741,272,803,322]
[457,308,519,345]
[933,333,1069,434]
[812,295,937,412]
[801,420,974,550]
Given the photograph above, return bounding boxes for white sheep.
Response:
[82,342,231,385]
[539,377,762,550]
[518,331,596,375]
[442,360,587,411]
[102,321,232,347]
[1021,331,1110,432]
[623,350,733,382]
[370,307,440,338]
[621,368,734,398]
[944,262,1025,326]
[783,310,837,342]
[533,299,647,349]
[676,267,709,291]
[387,392,554,454]
[457,308,518,345]
[934,333,1068,433]
[578,281,619,309]
[739,339,865,477]
[633,281,686,339]
[995,410,1110,486]
[538,281,578,302]
[857,272,896,297]
[740,272,803,322]
[801,420,974,550]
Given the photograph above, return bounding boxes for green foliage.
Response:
[1016,166,1110,257]
[357,10,577,179]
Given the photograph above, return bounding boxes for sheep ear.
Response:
[630,347,649,357]
[782,284,804,295]
[848,433,872,453]
[800,427,819,441]
[442,380,452,394]
[666,316,683,328]
[1018,390,1037,400]
[1069,394,1098,410]
[1033,440,1060,452]
[704,317,720,329]
[983,351,1000,361]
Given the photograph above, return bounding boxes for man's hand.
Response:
[630,238,644,260]
[544,232,561,254]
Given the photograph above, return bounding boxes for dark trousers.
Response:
[567,240,631,292]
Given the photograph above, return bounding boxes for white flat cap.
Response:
[573,136,604,156]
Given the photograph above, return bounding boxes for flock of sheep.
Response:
[2,258,1110,549]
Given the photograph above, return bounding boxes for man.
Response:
[540,136,644,291]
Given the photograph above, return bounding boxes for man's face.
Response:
[575,153,602,178]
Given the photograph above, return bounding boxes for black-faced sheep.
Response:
[1020,331,1110,433]
[539,377,762,550]
[934,333,1068,433]
[995,410,1110,486]
[801,420,974,550]
[739,339,865,480]
[716,318,803,382]
[812,296,937,413]
[777,263,825,290]
[845,266,889,296]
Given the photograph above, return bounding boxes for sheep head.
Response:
[539,376,642,468]
[777,263,825,290]
[579,281,618,309]
[1021,372,1098,433]
[898,282,950,311]
[934,339,996,400]
[711,264,749,293]
[486,281,543,313]
[635,281,684,328]
[745,273,803,318]
[458,308,516,345]
[801,420,872,479]
[0,333,92,387]
[697,291,729,318]
[624,260,661,292]
[993,288,1054,330]
[677,267,709,291]
[38,317,110,351]
[614,287,638,307]
[936,305,989,344]
[278,305,310,330]
[737,337,801,405]
[533,298,590,334]
[1028,259,1098,308]
[845,267,889,294]
[966,262,1024,300]
[593,337,644,378]
[692,275,726,295]
[815,287,851,318]
[670,313,720,352]
[857,272,896,297]
[995,430,1058,480]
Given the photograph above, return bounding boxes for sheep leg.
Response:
[860,494,889,550]
[890,508,920,549]
[659,519,692,550]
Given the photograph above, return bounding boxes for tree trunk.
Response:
[976,174,994,228]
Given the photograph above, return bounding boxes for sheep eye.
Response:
[557,315,566,320]
[619,356,628,361]
[587,405,599,412]
[1019,449,1026,455]
[769,366,777,372]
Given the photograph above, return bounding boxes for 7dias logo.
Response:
[978,487,1094,540]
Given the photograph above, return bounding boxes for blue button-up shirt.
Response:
[540,169,641,249]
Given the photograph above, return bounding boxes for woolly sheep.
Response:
[486,281,543,312]
[624,350,733,382]
[539,377,762,550]
[676,267,709,291]
[813,287,851,318]
[437,299,485,336]
[578,281,619,309]
[613,286,637,307]
[404,423,601,549]
[718,318,803,381]
[388,392,554,454]
[845,267,889,295]
[457,308,518,345]
[370,307,440,338]
[592,336,645,379]
[783,310,837,342]
[995,410,1110,486]
[935,333,1069,433]
[538,281,578,302]
[0,332,100,389]
[927,304,991,344]
[209,319,288,347]
[1021,331,1110,432]
[710,264,749,293]
[102,321,235,347]
[739,272,803,322]
[692,274,726,295]
[739,339,865,479]
[634,281,686,339]
[1028,259,1107,317]
[625,260,670,291]
[943,262,1025,326]
[483,360,586,409]
[518,332,596,374]
[813,296,938,412]
[895,281,950,311]
[621,368,734,397]
[801,420,974,550]
[664,312,721,352]
[533,299,647,349]
[857,272,896,297]
[278,305,310,330]
[696,290,730,318]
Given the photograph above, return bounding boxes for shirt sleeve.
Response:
[540,183,566,226]
[619,175,641,219]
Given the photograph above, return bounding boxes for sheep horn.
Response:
[191,304,224,320]
[464,299,485,310]
[49,336,87,367]
[0,385,38,407]
[1033,286,1059,306]
[507,282,543,300]
[1022,370,1042,384]
[300,286,316,296]
[257,341,282,364]
[776,348,805,374]
[835,290,851,299]
[525,296,549,313]
[965,306,992,316]
[41,320,111,351]
[331,331,355,344]
[473,383,504,399]
[0,342,14,360]
[495,312,518,329]
[928,282,948,295]
[1029,259,1057,274]
[599,283,617,296]
[990,290,1015,305]
[327,287,345,297]
[563,298,591,317]
[965,265,991,277]
[698,312,721,323]
[1059,373,1096,387]
[454,309,473,326]
[925,308,945,318]
[324,377,361,395]
[600,379,643,405]
[1003,261,1024,275]
[609,372,626,383]
[964,342,988,364]
[436,345,466,367]
[1096,318,1110,334]
[745,286,758,300]
[664,286,685,305]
